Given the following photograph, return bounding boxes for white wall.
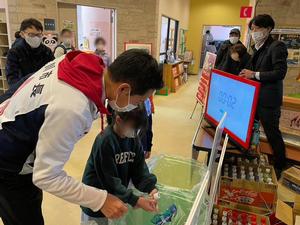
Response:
[0,0,5,9]
[156,0,191,58]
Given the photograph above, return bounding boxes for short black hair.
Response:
[15,31,21,39]
[206,30,210,34]
[20,18,43,32]
[249,14,275,30]
[60,28,72,36]
[108,49,164,95]
[95,37,106,46]
[113,104,147,130]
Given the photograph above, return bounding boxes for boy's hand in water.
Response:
[136,197,158,212]
[100,194,128,219]
[149,189,159,211]
[149,189,158,198]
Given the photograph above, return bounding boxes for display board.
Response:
[204,69,260,149]
[271,28,300,67]
[196,52,216,105]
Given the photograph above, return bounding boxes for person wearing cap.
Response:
[215,28,244,70]
[240,14,288,176]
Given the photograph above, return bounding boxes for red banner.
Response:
[196,52,216,106]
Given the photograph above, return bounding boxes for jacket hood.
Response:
[57,51,108,114]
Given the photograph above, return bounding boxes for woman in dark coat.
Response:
[218,43,250,75]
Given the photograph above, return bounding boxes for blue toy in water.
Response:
[151,204,177,225]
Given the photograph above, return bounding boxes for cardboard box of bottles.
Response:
[219,165,278,211]
[211,204,271,225]
[223,153,269,167]
[221,164,277,187]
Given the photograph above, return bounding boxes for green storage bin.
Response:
[110,155,208,225]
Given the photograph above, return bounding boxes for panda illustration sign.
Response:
[43,33,58,52]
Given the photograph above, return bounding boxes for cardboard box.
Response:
[213,204,271,225]
[282,167,300,194]
[219,167,277,211]
[276,195,300,225]
[218,201,271,215]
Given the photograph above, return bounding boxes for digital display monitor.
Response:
[205,69,260,149]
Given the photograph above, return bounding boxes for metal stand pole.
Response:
[190,101,200,119]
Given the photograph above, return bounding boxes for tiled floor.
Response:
[0,75,202,225]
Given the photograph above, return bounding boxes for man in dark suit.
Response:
[240,14,288,174]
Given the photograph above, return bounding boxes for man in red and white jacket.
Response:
[0,49,163,225]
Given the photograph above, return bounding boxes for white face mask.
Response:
[25,35,42,48]
[251,31,266,45]
[229,36,239,44]
[97,44,105,51]
[124,128,136,138]
[108,89,137,112]
[123,128,141,138]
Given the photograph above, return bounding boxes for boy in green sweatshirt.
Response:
[81,105,158,225]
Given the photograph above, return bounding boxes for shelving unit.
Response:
[163,61,185,93]
[0,20,9,95]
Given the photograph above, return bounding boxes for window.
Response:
[159,16,179,63]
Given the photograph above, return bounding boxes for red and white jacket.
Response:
[0,51,108,212]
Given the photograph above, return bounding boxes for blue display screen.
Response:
[206,72,256,143]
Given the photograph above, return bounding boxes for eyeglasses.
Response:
[23,32,43,38]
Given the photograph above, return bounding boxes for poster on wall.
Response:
[272,29,300,66]
[196,52,216,106]
[280,109,300,133]
[281,34,300,66]
[124,42,152,55]
[63,20,75,31]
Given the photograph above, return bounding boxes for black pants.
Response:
[257,106,286,170]
[141,114,153,152]
[0,173,44,225]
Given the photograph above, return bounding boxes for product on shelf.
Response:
[224,154,268,167]
[211,205,270,225]
[222,163,275,184]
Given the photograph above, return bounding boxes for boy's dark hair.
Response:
[20,18,43,32]
[60,28,72,36]
[249,14,275,30]
[230,44,247,58]
[15,31,21,39]
[113,104,147,130]
[108,49,164,95]
[95,37,106,46]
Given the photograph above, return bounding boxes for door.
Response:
[77,5,116,60]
